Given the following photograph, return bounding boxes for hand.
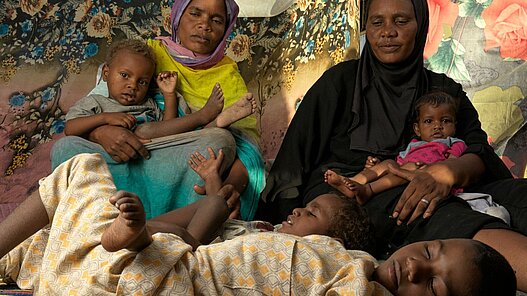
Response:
[157,71,178,96]
[89,125,150,162]
[217,184,241,219]
[389,163,453,225]
[103,112,137,129]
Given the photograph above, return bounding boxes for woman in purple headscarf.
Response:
[52,0,264,222]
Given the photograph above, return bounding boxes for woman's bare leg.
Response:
[0,190,49,258]
[474,228,527,291]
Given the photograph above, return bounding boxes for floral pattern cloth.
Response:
[1,0,526,217]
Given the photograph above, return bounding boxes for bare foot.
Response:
[324,170,373,205]
[199,83,225,124]
[213,93,256,128]
[101,191,152,252]
[364,156,380,169]
[188,147,224,195]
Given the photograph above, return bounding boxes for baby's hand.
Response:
[157,71,178,96]
[103,112,136,129]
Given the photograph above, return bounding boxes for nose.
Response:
[433,121,443,130]
[406,257,432,283]
[127,80,138,91]
[197,17,212,32]
[381,22,397,38]
[292,208,302,216]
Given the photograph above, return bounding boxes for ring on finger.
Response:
[420,198,430,205]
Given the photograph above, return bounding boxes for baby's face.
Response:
[277,193,342,237]
[413,103,456,142]
[373,239,480,296]
[103,50,155,106]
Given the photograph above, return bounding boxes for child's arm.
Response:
[64,112,136,137]
[448,140,467,158]
[157,71,178,121]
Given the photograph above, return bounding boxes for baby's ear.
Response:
[413,122,421,137]
[102,64,110,81]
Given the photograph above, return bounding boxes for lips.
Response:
[190,34,210,44]
[378,43,401,53]
[121,93,136,102]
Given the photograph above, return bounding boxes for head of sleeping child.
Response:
[102,39,156,107]
[277,192,376,252]
[413,91,459,142]
[374,238,516,296]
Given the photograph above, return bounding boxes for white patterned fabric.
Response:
[0,154,391,295]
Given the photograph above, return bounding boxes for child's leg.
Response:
[101,190,152,252]
[146,185,231,247]
[206,92,256,128]
[350,159,396,184]
[134,84,224,139]
[190,148,246,219]
[0,190,48,259]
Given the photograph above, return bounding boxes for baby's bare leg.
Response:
[199,83,224,125]
[208,92,256,128]
[351,159,397,184]
[0,190,48,258]
[101,191,152,252]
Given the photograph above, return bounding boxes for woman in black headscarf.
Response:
[257,0,527,291]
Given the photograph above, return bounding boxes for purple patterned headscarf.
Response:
[156,0,239,69]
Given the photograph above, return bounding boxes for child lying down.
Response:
[0,153,516,295]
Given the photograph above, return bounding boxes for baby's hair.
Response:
[414,90,459,122]
[326,192,376,253]
[471,240,516,296]
[105,39,156,67]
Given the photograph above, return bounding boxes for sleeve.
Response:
[428,72,512,181]
[65,95,102,121]
[448,139,467,157]
[260,62,356,204]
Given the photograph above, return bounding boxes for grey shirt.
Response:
[65,94,162,125]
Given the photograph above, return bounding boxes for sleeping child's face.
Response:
[102,49,155,106]
[373,239,481,296]
[277,193,343,237]
[413,103,456,142]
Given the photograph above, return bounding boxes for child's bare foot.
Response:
[101,191,152,252]
[364,156,380,169]
[324,170,373,205]
[214,93,256,128]
[188,147,224,195]
[200,83,225,124]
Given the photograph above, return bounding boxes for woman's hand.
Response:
[89,125,150,162]
[389,162,454,225]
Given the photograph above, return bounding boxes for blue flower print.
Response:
[9,94,26,107]
[41,88,55,102]
[51,119,65,134]
[21,20,33,33]
[0,24,9,38]
[31,46,44,58]
[84,43,99,58]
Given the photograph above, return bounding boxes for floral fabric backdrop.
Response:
[0,0,360,220]
[422,0,527,178]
